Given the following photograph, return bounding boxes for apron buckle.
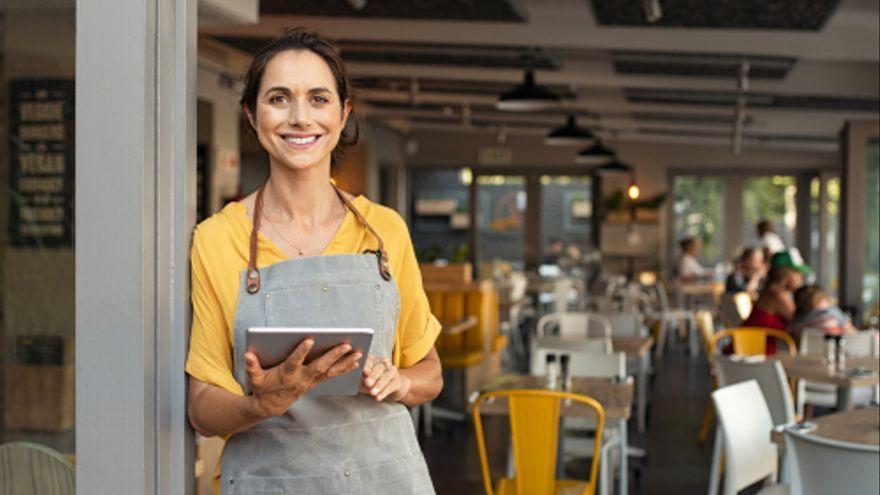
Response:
[364,249,392,281]
[246,269,261,294]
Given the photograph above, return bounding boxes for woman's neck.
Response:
[263,161,341,230]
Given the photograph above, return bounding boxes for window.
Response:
[742,175,797,250]
[540,175,592,259]
[1,0,76,461]
[409,168,470,262]
[673,176,725,265]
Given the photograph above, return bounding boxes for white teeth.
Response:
[284,135,318,145]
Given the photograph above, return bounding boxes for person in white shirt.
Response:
[674,237,706,282]
[756,219,785,256]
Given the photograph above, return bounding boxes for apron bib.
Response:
[219,186,435,494]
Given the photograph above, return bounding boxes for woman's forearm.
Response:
[398,347,443,407]
[188,377,267,437]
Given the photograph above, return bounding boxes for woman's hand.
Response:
[244,339,363,419]
[360,356,412,402]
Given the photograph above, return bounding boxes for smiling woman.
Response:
[185,28,442,494]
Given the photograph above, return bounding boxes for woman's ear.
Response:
[243,105,257,131]
[341,99,352,127]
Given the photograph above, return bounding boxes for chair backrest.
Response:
[719,293,746,328]
[473,389,605,495]
[711,381,779,495]
[599,312,645,337]
[715,357,796,425]
[709,327,796,357]
[536,312,612,339]
[800,329,879,358]
[0,442,75,495]
[532,336,613,356]
[784,427,880,495]
[694,310,716,358]
[531,347,626,380]
[799,329,825,356]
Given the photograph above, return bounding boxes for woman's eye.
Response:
[269,95,288,104]
[313,95,330,104]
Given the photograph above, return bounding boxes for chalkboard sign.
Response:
[8,79,75,247]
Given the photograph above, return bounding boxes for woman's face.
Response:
[248,49,350,172]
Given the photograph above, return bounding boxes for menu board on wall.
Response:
[8,79,74,247]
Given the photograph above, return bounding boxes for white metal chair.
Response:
[530,349,627,495]
[0,442,75,495]
[784,425,879,495]
[715,357,796,426]
[712,358,797,494]
[599,312,647,338]
[532,336,613,355]
[797,329,879,416]
[536,311,612,339]
[710,380,786,495]
[653,280,699,357]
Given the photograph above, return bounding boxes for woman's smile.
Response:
[280,133,323,150]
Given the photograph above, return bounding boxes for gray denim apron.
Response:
[220,185,435,494]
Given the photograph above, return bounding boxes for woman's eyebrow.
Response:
[263,86,291,96]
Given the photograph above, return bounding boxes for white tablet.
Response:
[246,327,373,397]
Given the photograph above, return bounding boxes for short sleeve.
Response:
[391,221,441,369]
[185,229,244,395]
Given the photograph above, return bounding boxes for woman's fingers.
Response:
[369,367,396,400]
[244,351,266,388]
[325,351,363,378]
[282,338,315,375]
[309,343,353,377]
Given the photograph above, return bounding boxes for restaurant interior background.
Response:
[0,0,878,494]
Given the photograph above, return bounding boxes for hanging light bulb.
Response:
[627,182,641,200]
[544,115,595,146]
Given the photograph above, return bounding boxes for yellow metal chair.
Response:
[472,389,605,495]
[694,310,718,443]
[708,327,796,357]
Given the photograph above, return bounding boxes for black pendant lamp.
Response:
[496,69,559,111]
[544,115,595,146]
[574,140,615,164]
[594,159,632,175]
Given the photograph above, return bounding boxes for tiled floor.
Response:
[420,346,715,494]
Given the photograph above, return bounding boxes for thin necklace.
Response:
[262,211,307,257]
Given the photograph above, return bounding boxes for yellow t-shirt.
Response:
[185,195,440,396]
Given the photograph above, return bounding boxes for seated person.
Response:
[790,285,856,341]
[770,247,815,284]
[725,247,766,296]
[673,237,706,282]
[756,219,785,257]
[542,238,564,265]
[742,265,804,354]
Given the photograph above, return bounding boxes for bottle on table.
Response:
[545,353,559,390]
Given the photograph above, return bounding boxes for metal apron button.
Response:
[322,286,329,292]
[344,468,351,477]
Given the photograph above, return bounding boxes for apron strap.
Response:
[245,184,267,294]
[331,184,392,281]
[245,182,392,295]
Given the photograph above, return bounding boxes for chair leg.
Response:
[422,402,433,438]
[707,427,722,495]
[698,402,713,443]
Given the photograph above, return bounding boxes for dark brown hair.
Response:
[794,284,830,318]
[239,27,358,166]
[765,265,795,287]
[757,219,773,235]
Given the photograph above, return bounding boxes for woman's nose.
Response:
[287,99,312,126]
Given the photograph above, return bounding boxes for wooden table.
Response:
[771,407,880,446]
[475,373,634,495]
[440,316,478,335]
[773,355,880,410]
